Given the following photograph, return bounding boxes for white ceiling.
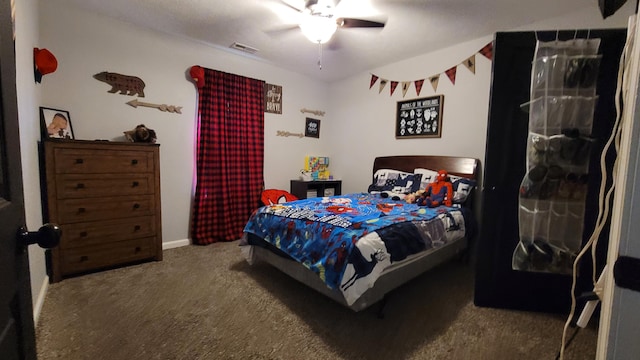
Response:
[55,0,617,83]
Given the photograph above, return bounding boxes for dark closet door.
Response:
[474,30,627,313]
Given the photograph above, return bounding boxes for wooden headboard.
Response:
[373,155,479,180]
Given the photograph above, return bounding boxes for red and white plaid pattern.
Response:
[191,68,265,244]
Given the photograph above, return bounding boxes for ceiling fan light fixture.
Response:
[299,15,337,44]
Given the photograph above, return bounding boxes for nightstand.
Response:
[290,180,342,199]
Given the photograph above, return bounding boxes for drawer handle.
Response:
[76,183,85,189]
[80,231,88,237]
[134,246,141,253]
[133,203,140,209]
[75,158,84,164]
[131,159,138,165]
[80,255,89,262]
[132,181,139,187]
[134,225,141,231]
[78,207,86,213]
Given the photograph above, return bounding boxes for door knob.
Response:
[17,223,61,249]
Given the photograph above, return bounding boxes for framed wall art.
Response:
[395,95,444,138]
[305,117,320,138]
[40,107,74,140]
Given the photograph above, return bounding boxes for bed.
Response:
[240,155,479,312]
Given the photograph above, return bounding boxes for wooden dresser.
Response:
[41,140,162,282]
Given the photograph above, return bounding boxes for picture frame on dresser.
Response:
[40,107,74,140]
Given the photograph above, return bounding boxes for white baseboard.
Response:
[163,238,191,250]
[33,275,49,325]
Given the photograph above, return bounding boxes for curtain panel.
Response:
[191,67,265,244]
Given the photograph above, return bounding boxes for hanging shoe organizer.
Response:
[512,37,602,274]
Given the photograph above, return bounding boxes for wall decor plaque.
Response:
[396,95,444,138]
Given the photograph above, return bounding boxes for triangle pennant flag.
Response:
[401,81,411,97]
[390,81,399,96]
[445,66,457,85]
[479,42,493,60]
[370,74,379,89]
[429,75,440,92]
[463,55,476,74]
[379,78,388,94]
[414,79,425,96]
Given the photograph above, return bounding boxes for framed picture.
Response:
[40,107,74,140]
[305,117,320,138]
[396,95,444,138]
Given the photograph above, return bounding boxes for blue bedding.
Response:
[242,193,470,305]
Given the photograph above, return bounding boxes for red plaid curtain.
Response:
[191,67,264,244]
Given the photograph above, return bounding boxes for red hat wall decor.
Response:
[189,65,205,88]
[33,48,58,83]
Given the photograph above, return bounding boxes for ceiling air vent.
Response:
[230,42,259,54]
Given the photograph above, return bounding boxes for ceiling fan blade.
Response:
[280,0,304,12]
[337,18,385,28]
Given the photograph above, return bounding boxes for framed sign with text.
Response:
[395,95,444,138]
[305,118,320,138]
[264,83,282,114]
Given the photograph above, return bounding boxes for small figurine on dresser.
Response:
[124,124,157,143]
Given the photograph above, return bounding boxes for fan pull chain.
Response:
[317,41,323,70]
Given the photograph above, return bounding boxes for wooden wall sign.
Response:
[264,83,282,114]
[93,71,146,97]
[396,95,444,138]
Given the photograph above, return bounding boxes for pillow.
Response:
[414,168,477,204]
[449,177,477,204]
[413,168,439,190]
[369,169,422,194]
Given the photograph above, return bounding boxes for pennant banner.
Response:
[379,79,388,94]
[414,79,425,96]
[368,41,493,96]
[370,74,379,89]
[401,81,411,97]
[390,81,399,96]
[429,75,440,92]
[445,66,457,85]
[463,55,476,74]
[479,42,493,60]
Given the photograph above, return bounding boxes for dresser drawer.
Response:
[56,173,154,198]
[53,148,154,174]
[60,216,157,249]
[60,237,156,275]
[56,195,155,223]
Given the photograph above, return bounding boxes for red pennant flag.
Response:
[445,66,457,85]
[414,79,425,96]
[369,74,379,89]
[479,42,493,60]
[390,81,399,96]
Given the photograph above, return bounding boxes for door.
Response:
[474,29,627,312]
[0,0,36,358]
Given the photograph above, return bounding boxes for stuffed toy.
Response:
[416,170,453,207]
[124,124,157,143]
[405,189,424,204]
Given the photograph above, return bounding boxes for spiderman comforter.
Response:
[241,193,471,306]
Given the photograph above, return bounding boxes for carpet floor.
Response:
[36,242,598,359]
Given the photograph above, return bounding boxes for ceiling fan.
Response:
[279,0,386,44]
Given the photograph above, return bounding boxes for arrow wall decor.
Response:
[126,99,182,114]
